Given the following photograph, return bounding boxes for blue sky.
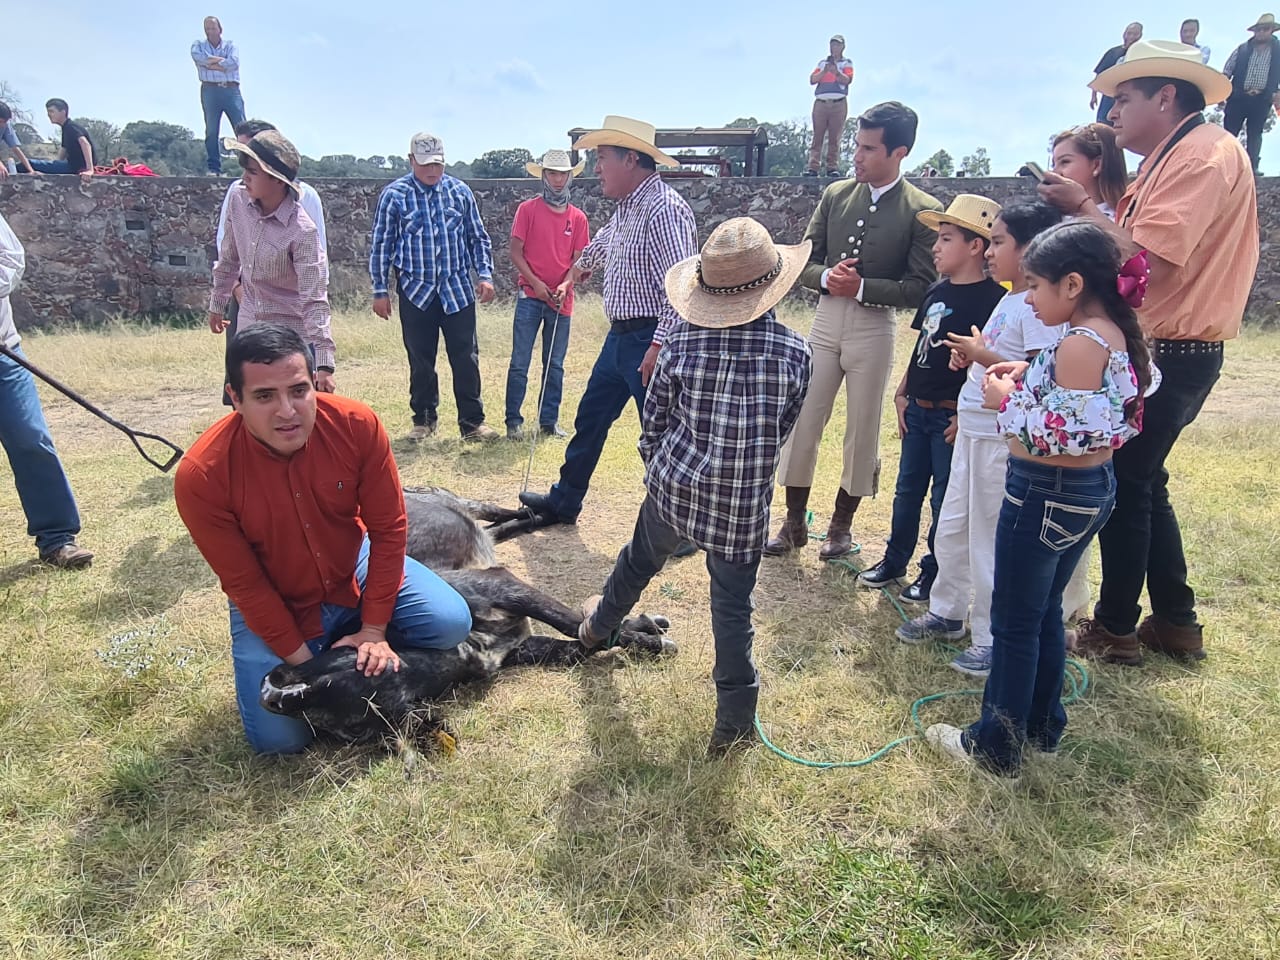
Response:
[4,2,1249,175]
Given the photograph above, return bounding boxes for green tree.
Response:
[119,120,204,175]
[753,119,811,176]
[959,147,991,177]
[472,147,534,178]
[910,149,954,177]
[78,118,125,163]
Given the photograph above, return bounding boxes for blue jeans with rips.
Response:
[229,536,472,754]
[964,457,1115,774]
[0,345,82,555]
[504,295,572,430]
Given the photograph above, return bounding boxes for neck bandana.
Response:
[542,173,572,210]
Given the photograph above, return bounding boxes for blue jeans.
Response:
[965,458,1115,774]
[0,345,82,555]
[546,321,654,520]
[229,536,473,754]
[200,84,246,173]
[883,401,954,576]
[25,159,73,174]
[504,295,572,429]
[594,496,761,733]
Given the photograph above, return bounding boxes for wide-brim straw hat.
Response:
[665,217,811,329]
[526,148,585,178]
[917,193,1002,239]
[223,131,302,198]
[1249,13,1279,31]
[1090,39,1232,105]
[571,116,681,169]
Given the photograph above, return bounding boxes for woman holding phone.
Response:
[1043,123,1128,220]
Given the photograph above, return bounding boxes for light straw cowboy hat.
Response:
[526,148,586,178]
[1090,39,1232,105]
[665,217,811,329]
[916,194,1002,239]
[571,116,681,169]
[223,131,302,198]
[1249,13,1279,31]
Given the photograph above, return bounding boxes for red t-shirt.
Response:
[511,198,590,314]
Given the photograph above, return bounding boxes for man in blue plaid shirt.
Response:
[370,133,498,441]
[579,218,812,756]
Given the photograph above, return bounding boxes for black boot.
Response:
[763,486,810,557]
[819,488,861,560]
[707,686,759,758]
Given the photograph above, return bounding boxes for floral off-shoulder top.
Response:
[996,326,1159,457]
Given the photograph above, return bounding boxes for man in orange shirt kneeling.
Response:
[175,324,473,754]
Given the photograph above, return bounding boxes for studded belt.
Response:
[1152,339,1223,357]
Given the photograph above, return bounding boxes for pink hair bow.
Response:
[1117,251,1149,309]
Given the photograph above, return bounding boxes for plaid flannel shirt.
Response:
[369,173,493,314]
[639,312,812,562]
[1225,42,1274,91]
[190,39,241,83]
[577,174,697,345]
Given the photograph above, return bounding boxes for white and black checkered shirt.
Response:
[639,311,812,563]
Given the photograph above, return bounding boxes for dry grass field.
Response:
[1,299,1278,959]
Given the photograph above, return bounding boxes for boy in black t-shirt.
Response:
[859,195,1005,604]
[26,99,95,183]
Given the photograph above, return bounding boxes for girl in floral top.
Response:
[925,220,1156,777]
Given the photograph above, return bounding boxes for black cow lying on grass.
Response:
[259,486,675,744]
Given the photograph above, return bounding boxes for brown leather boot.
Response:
[1138,614,1206,662]
[818,488,861,560]
[1073,618,1142,666]
[763,486,810,557]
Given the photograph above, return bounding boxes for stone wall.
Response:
[0,173,1274,327]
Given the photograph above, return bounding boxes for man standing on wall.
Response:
[807,35,854,178]
[1180,18,1211,65]
[1041,41,1257,665]
[505,149,590,440]
[516,116,698,528]
[1092,23,1144,124]
[26,100,94,183]
[1224,13,1280,174]
[190,15,246,177]
[369,133,498,441]
[765,101,942,561]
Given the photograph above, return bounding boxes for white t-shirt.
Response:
[957,290,1061,432]
[215,180,328,255]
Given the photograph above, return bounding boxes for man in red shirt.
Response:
[175,324,473,754]
[504,149,591,439]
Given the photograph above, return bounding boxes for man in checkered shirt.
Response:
[578,218,812,756]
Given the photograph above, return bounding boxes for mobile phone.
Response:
[1022,161,1047,182]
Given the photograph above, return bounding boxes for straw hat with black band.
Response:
[571,116,681,169]
[1090,39,1233,105]
[526,148,585,178]
[916,194,1001,239]
[223,131,303,198]
[665,218,811,329]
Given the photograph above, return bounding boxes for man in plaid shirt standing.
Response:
[518,117,697,524]
[578,218,812,755]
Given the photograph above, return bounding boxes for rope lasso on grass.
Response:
[753,514,1091,769]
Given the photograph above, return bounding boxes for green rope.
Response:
[754,537,1091,769]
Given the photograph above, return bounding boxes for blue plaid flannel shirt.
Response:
[640,311,812,563]
[369,173,494,314]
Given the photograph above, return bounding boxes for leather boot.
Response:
[1073,618,1142,666]
[763,486,810,557]
[1138,614,1206,662]
[819,488,861,560]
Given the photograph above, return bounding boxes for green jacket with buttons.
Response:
[799,177,943,309]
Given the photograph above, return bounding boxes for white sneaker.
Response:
[925,723,973,767]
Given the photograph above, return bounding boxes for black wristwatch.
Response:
[317,365,335,373]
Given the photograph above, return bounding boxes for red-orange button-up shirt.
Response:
[174,394,407,658]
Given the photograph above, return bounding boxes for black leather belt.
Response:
[914,398,958,410]
[202,81,240,87]
[1152,339,1223,357]
[610,316,658,335]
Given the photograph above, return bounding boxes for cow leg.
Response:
[486,511,559,542]
[502,616,677,667]
[440,566,582,638]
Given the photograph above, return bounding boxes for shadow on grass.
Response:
[39,711,381,946]
[536,665,748,933]
[75,534,210,622]
[120,473,176,510]
[0,558,45,590]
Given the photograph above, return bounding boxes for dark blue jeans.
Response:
[201,83,246,173]
[546,321,654,520]
[965,457,1115,774]
[594,495,761,733]
[1094,349,1222,634]
[504,295,572,429]
[26,159,73,174]
[0,345,82,555]
[884,400,954,575]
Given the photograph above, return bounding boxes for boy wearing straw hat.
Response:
[578,218,812,756]
[504,149,590,440]
[857,195,1005,606]
[209,130,335,395]
[1039,39,1256,665]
